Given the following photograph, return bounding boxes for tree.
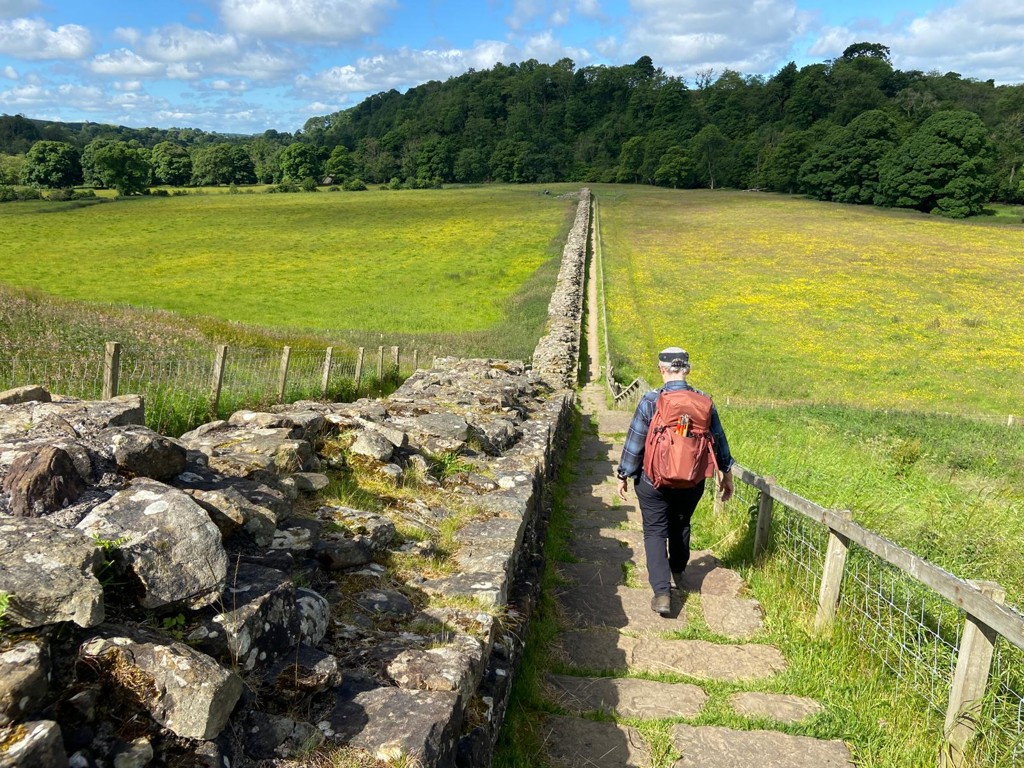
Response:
[689,124,727,189]
[653,146,692,188]
[323,145,353,181]
[191,143,254,185]
[86,140,150,195]
[151,141,192,185]
[279,142,321,181]
[878,110,995,217]
[22,140,81,188]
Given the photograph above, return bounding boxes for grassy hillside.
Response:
[0,185,579,357]
[596,186,1024,605]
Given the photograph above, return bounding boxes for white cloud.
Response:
[90,49,165,76]
[296,41,514,96]
[213,48,295,80]
[2,64,16,79]
[808,0,1024,83]
[614,0,809,76]
[210,79,249,92]
[113,80,142,92]
[0,18,92,59]
[166,62,203,80]
[137,25,239,63]
[507,0,544,31]
[220,0,395,43]
[521,31,590,62]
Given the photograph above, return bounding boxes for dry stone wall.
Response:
[0,192,591,768]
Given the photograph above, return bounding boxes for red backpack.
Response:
[642,388,717,489]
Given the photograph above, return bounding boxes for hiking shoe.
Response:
[651,593,671,617]
[672,571,686,591]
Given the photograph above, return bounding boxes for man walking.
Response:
[616,347,735,616]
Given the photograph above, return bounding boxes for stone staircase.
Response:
[535,383,853,767]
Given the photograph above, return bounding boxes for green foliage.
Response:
[23,140,82,188]
[191,143,255,186]
[800,111,902,204]
[342,177,367,191]
[83,140,151,196]
[279,142,321,181]
[151,141,192,186]
[878,110,995,217]
[92,533,131,586]
[0,591,9,632]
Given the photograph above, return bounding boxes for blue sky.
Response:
[1,0,1021,135]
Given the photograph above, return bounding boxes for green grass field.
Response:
[0,185,579,358]
[596,185,1024,606]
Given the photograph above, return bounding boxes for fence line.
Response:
[1,342,423,436]
[728,465,1024,767]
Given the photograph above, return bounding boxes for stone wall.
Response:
[0,193,590,768]
[531,188,591,389]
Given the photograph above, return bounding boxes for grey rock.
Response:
[541,714,650,768]
[469,417,519,455]
[350,429,394,462]
[728,692,824,724]
[267,645,342,696]
[422,572,508,607]
[670,724,853,767]
[244,712,321,760]
[0,639,50,726]
[112,737,153,768]
[415,413,469,442]
[180,424,314,477]
[315,535,372,571]
[0,385,51,405]
[174,470,289,543]
[378,462,403,481]
[270,521,318,553]
[287,472,330,492]
[295,587,330,645]
[96,425,186,482]
[322,682,461,766]
[78,627,242,741]
[76,479,227,611]
[702,595,764,640]
[321,506,396,552]
[368,423,407,448]
[0,720,68,768]
[387,638,484,707]
[0,517,103,629]
[356,589,415,617]
[546,674,707,719]
[2,445,85,517]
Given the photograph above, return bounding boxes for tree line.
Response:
[2,43,1022,216]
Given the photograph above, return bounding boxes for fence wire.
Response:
[765,498,1024,767]
[2,343,420,437]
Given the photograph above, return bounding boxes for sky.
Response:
[1,0,1022,135]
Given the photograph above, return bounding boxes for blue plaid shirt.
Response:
[617,380,734,481]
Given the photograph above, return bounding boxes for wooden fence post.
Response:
[210,344,228,418]
[354,347,365,394]
[1009,415,1016,427]
[321,346,334,398]
[815,509,853,634]
[753,478,775,560]
[102,341,121,400]
[277,346,291,403]
[940,581,1006,768]
[412,349,418,372]
[376,346,384,380]
[391,345,399,375]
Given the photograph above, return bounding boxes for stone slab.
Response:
[568,534,637,564]
[541,715,651,768]
[728,692,824,724]
[556,562,624,588]
[701,596,764,639]
[630,638,788,682]
[556,584,686,632]
[671,724,853,767]
[558,629,636,673]
[546,674,707,719]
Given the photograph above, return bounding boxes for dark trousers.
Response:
[635,475,706,595]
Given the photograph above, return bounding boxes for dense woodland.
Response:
[2,43,1023,216]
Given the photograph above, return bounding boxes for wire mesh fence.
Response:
[1,342,421,437]
[763,495,1024,767]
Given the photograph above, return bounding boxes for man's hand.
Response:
[617,476,629,501]
[718,470,734,503]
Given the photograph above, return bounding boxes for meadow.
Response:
[596,185,1024,605]
[0,185,579,359]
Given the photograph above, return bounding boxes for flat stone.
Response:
[0,517,104,629]
[350,429,394,462]
[386,638,484,707]
[728,692,824,724]
[558,629,636,673]
[315,535,373,570]
[320,506,396,552]
[322,681,461,765]
[97,425,187,482]
[0,639,49,726]
[267,645,342,697]
[421,572,507,607]
[682,552,745,597]
[287,472,330,492]
[356,589,415,617]
[556,562,624,588]
[556,583,686,632]
[546,674,707,719]
[671,724,853,767]
[0,385,51,405]
[569,533,637,564]
[701,596,764,639]
[630,638,788,682]
[541,715,651,768]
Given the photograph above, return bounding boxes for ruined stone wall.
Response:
[0,193,591,768]
[531,188,591,389]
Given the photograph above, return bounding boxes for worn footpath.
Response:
[535,383,854,767]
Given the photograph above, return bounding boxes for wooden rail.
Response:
[732,461,1024,765]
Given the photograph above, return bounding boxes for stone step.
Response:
[546,673,707,719]
[556,583,686,633]
[702,595,765,639]
[540,714,651,768]
[671,724,853,767]
[727,692,824,724]
[558,629,788,682]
